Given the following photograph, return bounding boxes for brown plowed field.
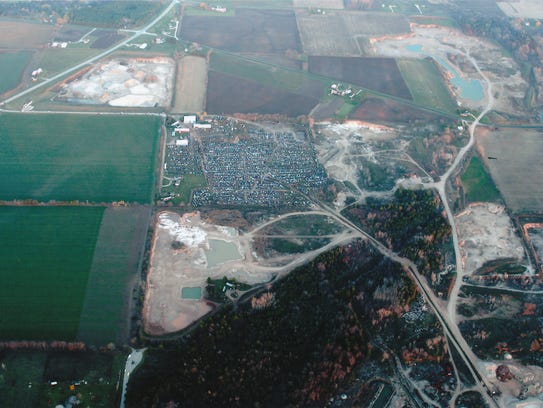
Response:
[309,56,412,99]
[181,9,301,54]
[206,71,319,116]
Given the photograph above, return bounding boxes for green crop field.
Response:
[0,51,32,94]
[0,113,160,203]
[461,155,501,203]
[77,206,150,345]
[397,58,457,113]
[0,206,104,340]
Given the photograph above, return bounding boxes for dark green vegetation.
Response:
[0,206,103,340]
[308,56,412,100]
[0,114,160,203]
[397,58,457,113]
[0,51,32,94]
[0,350,123,408]
[77,207,150,346]
[205,276,251,303]
[266,237,332,255]
[343,189,453,297]
[128,241,428,407]
[460,156,501,203]
[458,287,543,365]
[455,391,488,408]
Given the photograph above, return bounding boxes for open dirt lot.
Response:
[206,71,319,116]
[498,0,543,19]
[181,9,301,54]
[57,57,174,107]
[297,11,410,56]
[456,203,526,276]
[172,56,207,113]
[0,21,53,49]
[309,56,412,99]
[143,211,272,335]
[371,25,528,115]
[477,127,543,214]
[293,0,344,8]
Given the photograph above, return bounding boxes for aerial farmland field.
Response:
[309,56,412,99]
[181,9,301,54]
[0,51,32,94]
[0,113,161,203]
[478,128,543,213]
[349,97,444,124]
[172,56,208,113]
[77,206,151,345]
[206,71,319,116]
[0,206,104,340]
[397,58,457,113]
[297,11,410,56]
[0,21,53,48]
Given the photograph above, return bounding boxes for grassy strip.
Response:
[461,156,501,203]
[397,58,457,113]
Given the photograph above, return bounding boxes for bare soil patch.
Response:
[181,9,301,54]
[172,56,207,113]
[143,211,271,335]
[206,71,319,116]
[90,32,124,49]
[456,203,526,276]
[477,127,543,214]
[309,56,412,99]
[498,0,543,19]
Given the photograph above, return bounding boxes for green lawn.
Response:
[397,58,457,113]
[77,207,150,345]
[0,51,32,94]
[461,156,501,203]
[0,113,160,203]
[173,174,207,204]
[0,206,104,340]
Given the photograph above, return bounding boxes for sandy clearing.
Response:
[456,203,526,276]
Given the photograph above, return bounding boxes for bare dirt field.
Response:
[172,56,207,113]
[293,0,344,8]
[455,203,526,276]
[308,56,412,99]
[0,21,53,49]
[371,25,528,115]
[297,11,410,56]
[477,128,543,214]
[57,57,174,107]
[143,211,274,336]
[181,9,301,54]
[498,0,543,19]
[349,97,444,124]
[206,71,319,116]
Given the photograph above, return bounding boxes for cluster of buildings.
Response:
[163,117,327,208]
[192,124,327,208]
